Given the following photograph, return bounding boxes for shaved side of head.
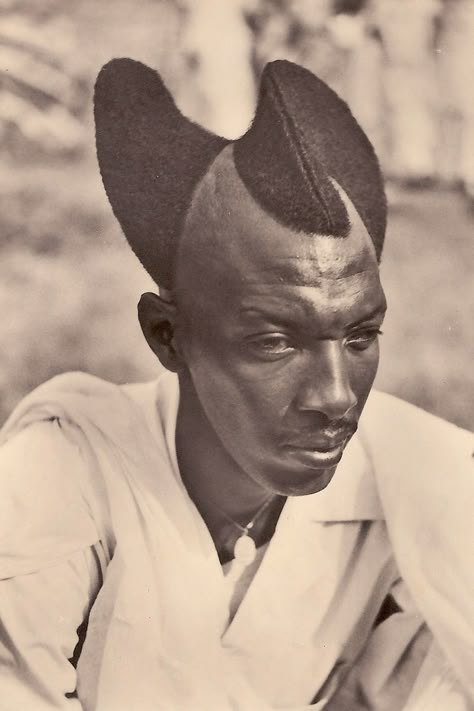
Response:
[174,146,379,328]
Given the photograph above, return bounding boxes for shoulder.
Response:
[0,371,175,578]
[360,389,473,535]
[360,394,474,696]
[0,418,100,578]
[361,389,473,456]
[359,389,473,529]
[1,370,164,444]
[0,417,89,513]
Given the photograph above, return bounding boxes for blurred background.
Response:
[0,0,472,429]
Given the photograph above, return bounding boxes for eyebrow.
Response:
[238,302,387,328]
[347,303,387,327]
[243,258,372,286]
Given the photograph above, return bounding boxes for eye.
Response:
[248,334,296,358]
[345,328,383,351]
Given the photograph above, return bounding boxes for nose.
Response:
[296,340,357,420]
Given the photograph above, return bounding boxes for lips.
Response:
[282,425,357,469]
[284,424,357,451]
[283,440,348,469]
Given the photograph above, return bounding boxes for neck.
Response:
[175,372,275,543]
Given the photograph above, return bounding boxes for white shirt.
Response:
[0,371,472,710]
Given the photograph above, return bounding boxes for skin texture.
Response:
[138,147,386,548]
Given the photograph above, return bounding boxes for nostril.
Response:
[297,381,357,419]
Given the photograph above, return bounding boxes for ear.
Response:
[137,292,182,373]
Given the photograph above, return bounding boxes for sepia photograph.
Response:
[0,1,473,709]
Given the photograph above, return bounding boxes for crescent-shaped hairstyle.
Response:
[94,58,386,288]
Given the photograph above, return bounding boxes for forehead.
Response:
[238,232,376,289]
[235,252,384,336]
[177,147,383,312]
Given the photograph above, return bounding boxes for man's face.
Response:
[175,155,386,497]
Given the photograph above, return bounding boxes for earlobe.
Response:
[137,292,181,372]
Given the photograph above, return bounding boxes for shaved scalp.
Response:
[174,146,379,323]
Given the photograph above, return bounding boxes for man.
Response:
[0,59,472,710]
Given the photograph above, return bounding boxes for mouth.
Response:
[283,441,347,469]
[282,427,356,470]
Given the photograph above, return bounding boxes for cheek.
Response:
[349,344,380,403]
[184,337,290,445]
[192,358,281,427]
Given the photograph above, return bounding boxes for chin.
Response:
[260,465,337,498]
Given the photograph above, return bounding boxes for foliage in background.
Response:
[0,159,158,423]
[0,0,87,158]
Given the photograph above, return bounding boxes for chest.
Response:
[216,515,397,706]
